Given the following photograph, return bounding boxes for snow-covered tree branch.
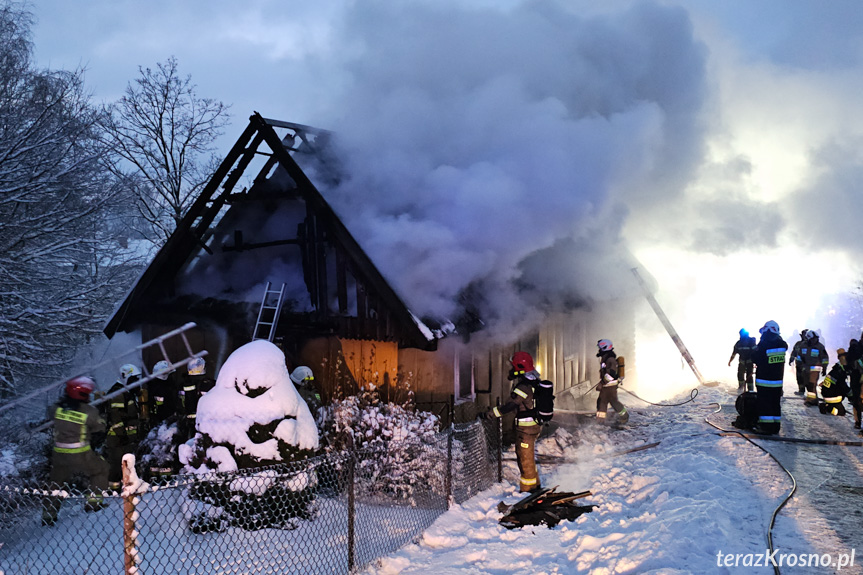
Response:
[0,1,141,396]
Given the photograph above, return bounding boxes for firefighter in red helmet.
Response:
[479,351,542,492]
[42,376,109,526]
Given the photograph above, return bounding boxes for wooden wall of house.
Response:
[398,346,456,422]
[297,336,411,405]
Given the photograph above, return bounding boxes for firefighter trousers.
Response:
[596,384,627,422]
[737,360,754,391]
[515,422,542,492]
[42,449,109,524]
[805,367,822,405]
[756,384,782,433]
[795,364,807,393]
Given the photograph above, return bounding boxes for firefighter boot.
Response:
[84,495,107,513]
[41,497,60,527]
[617,409,629,425]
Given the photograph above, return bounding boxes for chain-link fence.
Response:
[0,419,501,575]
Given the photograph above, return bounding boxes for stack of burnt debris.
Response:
[497,486,594,529]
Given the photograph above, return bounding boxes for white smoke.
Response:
[307,0,708,337]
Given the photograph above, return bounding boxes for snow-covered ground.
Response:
[362,381,863,575]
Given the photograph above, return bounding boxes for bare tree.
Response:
[0,1,139,396]
[100,56,231,246]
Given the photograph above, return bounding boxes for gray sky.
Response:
[30,0,863,364]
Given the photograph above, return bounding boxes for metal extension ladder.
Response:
[0,322,209,436]
[252,282,287,342]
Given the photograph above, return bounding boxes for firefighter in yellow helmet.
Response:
[42,376,109,526]
[479,351,542,492]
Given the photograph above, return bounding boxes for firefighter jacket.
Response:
[846,340,863,374]
[179,374,214,420]
[48,397,106,454]
[789,338,806,366]
[598,351,620,387]
[797,338,829,372]
[753,331,788,386]
[297,384,323,417]
[104,381,140,443]
[821,362,850,402]
[148,372,179,426]
[490,373,538,427]
[730,336,757,363]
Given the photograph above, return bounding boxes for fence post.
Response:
[347,452,356,572]
[446,394,454,507]
[121,454,138,575]
[496,397,502,483]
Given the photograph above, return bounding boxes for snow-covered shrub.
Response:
[178,340,320,531]
[138,417,182,478]
[322,382,444,501]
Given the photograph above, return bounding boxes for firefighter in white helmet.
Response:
[291,366,322,418]
[752,320,788,435]
[596,339,628,426]
[104,364,141,490]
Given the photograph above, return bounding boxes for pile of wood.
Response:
[497,486,594,529]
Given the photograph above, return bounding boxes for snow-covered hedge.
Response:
[322,383,445,501]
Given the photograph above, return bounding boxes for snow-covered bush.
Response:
[178,340,320,531]
[138,417,182,478]
[322,382,444,501]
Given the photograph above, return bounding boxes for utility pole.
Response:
[631,267,705,385]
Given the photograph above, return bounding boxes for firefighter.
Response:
[789,329,809,395]
[819,348,850,416]
[798,330,829,406]
[291,366,322,420]
[178,357,213,442]
[42,376,109,526]
[595,339,629,425]
[847,337,863,431]
[142,360,183,480]
[728,328,757,394]
[478,351,542,492]
[148,360,179,428]
[752,320,788,435]
[104,364,141,490]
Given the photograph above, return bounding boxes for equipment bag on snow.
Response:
[534,379,555,422]
[733,391,759,430]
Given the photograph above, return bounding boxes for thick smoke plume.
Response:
[309,0,708,339]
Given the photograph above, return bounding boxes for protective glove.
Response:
[476,410,489,420]
[728,360,732,367]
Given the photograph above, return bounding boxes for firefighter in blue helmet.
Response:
[478,351,542,492]
[728,328,757,394]
[751,320,788,435]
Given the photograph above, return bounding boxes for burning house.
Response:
[104,113,646,424]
